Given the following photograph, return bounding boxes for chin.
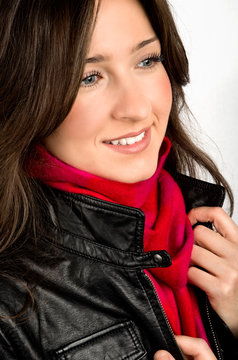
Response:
[126,171,156,184]
[110,164,158,184]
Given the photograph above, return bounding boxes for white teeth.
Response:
[127,137,135,145]
[108,131,145,146]
[118,138,127,145]
[137,132,145,141]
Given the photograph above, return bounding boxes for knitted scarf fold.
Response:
[28,137,208,342]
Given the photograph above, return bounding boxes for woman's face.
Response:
[45,0,172,183]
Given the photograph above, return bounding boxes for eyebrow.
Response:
[85,36,158,64]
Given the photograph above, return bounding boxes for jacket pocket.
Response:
[53,320,147,360]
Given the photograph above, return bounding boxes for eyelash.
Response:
[81,53,164,89]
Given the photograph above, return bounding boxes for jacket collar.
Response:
[46,174,225,255]
[174,173,225,212]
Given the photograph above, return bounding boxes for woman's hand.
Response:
[153,335,217,359]
[188,206,238,337]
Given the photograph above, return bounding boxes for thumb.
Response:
[153,350,175,360]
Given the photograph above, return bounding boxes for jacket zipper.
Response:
[205,296,222,360]
[144,272,185,360]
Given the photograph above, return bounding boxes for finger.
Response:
[193,225,229,258]
[153,350,175,360]
[175,335,217,359]
[188,207,238,242]
[193,226,238,269]
[188,265,220,297]
[190,244,227,277]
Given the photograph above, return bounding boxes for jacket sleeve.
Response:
[195,287,238,359]
[210,307,238,360]
[0,327,18,360]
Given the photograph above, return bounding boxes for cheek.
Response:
[163,75,173,105]
[155,70,173,114]
[150,68,172,116]
[58,95,106,140]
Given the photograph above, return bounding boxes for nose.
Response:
[111,80,151,122]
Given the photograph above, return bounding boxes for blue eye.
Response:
[140,58,154,67]
[81,72,101,87]
[138,54,164,69]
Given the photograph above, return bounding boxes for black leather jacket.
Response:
[0,173,237,360]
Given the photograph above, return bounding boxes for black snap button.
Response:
[153,254,163,264]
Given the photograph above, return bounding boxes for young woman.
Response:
[0,0,237,359]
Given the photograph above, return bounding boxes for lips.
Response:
[103,127,151,154]
[103,127,149,146]
[105,131,145,146]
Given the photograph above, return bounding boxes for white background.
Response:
[169,0,238,222]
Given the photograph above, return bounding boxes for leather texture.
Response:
[0,173,237,360]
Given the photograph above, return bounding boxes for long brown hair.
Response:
[0,0,233,318]
[140,0,233,206]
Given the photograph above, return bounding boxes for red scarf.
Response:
[28,137,208,342]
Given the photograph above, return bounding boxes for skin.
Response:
[188,207,238,338]
[44,0,238,357]
[154,335,217,359]
[45,0,172,183]
[154,207,238,359]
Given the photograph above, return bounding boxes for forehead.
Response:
[89,0,156,55]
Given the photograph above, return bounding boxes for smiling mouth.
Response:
[104,131,145,146]
[103,127,151,154]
